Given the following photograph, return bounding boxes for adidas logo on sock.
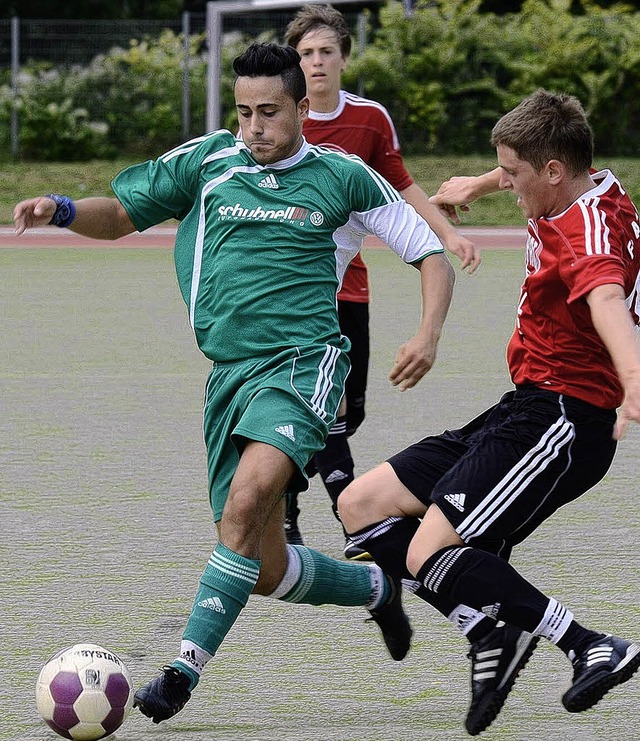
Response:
[325,469,349,483]
[258,174,279,189]
[197,596,226,613]
[481,602,501,620]
[444,492,466,512]
[275,424,295,441]
[179,648,204,671]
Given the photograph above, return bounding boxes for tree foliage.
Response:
[343,0,640,154]
[3,0,640,159]
[3,0,183,20]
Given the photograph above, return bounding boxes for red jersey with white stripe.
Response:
[508,169,640,408]
[303,90,414,303]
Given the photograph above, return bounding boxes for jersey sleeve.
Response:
[342,157,443,263]
[111,160,192,231]
[111,132,228,232]
[551,209,631,303]
[365,106,414,192]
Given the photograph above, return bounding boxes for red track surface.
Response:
[0,225,526,250]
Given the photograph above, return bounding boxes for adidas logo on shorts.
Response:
[275,424,295,441]
[444,492,466,512]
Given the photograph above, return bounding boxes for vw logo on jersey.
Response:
[310,211,324,226]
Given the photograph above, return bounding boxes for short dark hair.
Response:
[491,89,593,176]
[233,43,307,103]
[285,4,352,57]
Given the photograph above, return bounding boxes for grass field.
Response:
[3,154,640,226]
[1,246,638,741]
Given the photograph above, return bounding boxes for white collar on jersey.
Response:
[264,137,311,170]
[307,90,348,121]
[545,169,615,221]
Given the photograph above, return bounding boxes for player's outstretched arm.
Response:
[401,183,481,274]
[389,252,455,391]
[587,282,640,439]
[428,167,503,223]
[14,196,136,240]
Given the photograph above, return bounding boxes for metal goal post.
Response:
[205,0,369,132]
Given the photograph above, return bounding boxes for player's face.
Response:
[296,26,347,102]
[497,144,553,220]
[235,75,309,165]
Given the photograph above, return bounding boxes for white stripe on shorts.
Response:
[457,415,575,541]
[309,344,341,420]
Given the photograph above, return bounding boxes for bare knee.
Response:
[339,462,424,532]
[338,477,371,529]
[406,504,463,577]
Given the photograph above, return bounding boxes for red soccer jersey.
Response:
[303,90,414,303]
[508,169,640,408]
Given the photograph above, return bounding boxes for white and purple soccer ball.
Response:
[35,643,133,740]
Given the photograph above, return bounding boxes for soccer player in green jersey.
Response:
[14,43,455,725]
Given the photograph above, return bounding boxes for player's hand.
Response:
[442,232,481,274]
[13,196,57,236]
[429,176,480,222]
[389,335,437,391]
[614,370,640,440]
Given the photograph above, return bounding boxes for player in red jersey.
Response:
[284,4,480,559]
[339,90,640,735]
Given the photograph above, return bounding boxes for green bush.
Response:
[343,0,640,155]
[2,29,208,160]
[76,29,208,154]
[4,1,640,160]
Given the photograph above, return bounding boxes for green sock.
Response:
[278,544,390,607]
[173,543,260,689]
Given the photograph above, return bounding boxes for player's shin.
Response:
[174,543,261,689]
[269,543,389,606]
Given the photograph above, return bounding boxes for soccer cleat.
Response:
[134,665,192,724]
[366,577,413,661]
[284,513,304,546]
[344,537,373,561]
[562,634,640,713]
[465,623,539,736]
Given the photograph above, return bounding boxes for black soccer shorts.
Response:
[388,386,617,555]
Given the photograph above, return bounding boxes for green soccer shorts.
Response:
[202,342,350,521]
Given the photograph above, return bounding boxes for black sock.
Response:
[285,491,300,522]
[348,517,463,619]
[313,415,354,523]
[556,621,604,657]
[416,545,550,633]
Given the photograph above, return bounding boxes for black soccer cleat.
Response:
[344,537,373,561]
[465,623,539,736]
[134,665,192,724]
[284,514,304,546]
[366,577,413,661]
[562,634,640,713]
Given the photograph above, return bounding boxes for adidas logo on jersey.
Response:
[258,174,279,189]
[197,596,226,614]
[444,492,466,512]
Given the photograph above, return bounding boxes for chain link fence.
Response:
[0,8,367,160]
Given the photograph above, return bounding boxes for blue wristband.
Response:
[46,194,76,228]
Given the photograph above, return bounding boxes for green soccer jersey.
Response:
[112,131,444,362]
